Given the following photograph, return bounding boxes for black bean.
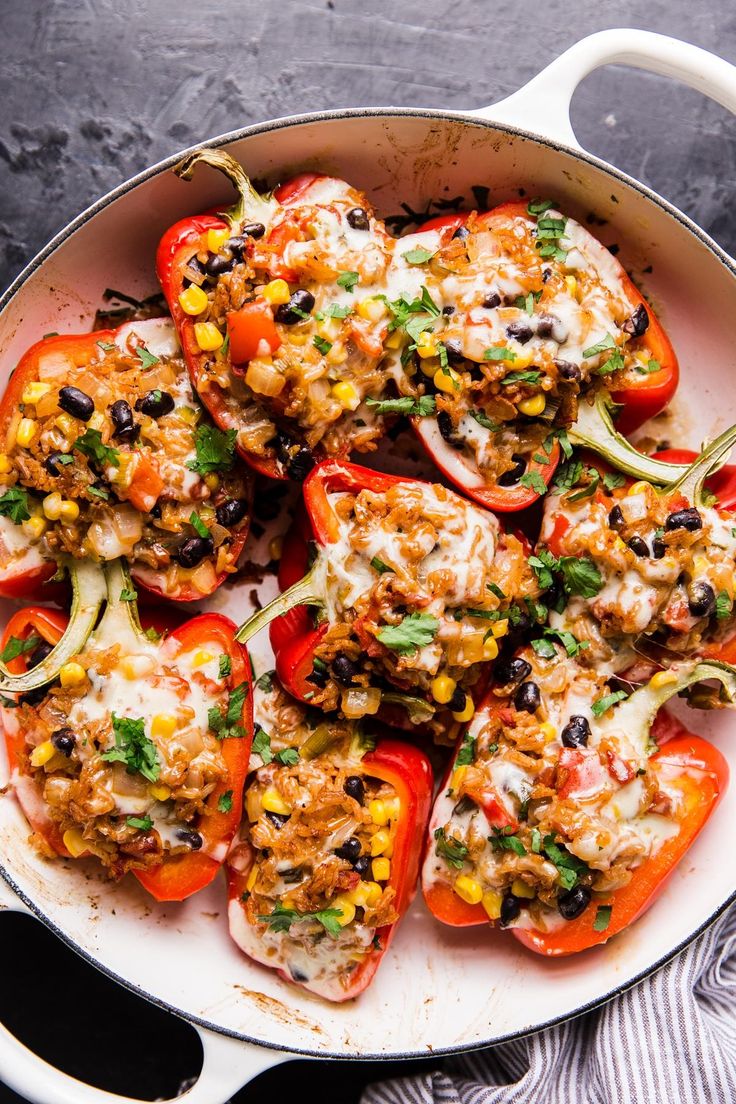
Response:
[542,267,553,283]
[334,837,362,862]
[182,254,207,288]
[241,223,266,240]
[452,795,477,816]
[506,321,533,344]
[344,776,365,804]
[306,665,328,688]
[443,338,464,365]
[109,400,139,443]
[346,207,370,231]
[515,681,541,714]
[275,289,316,325]
[554,359,581,382]
[176,828,203,850]
[665,508,702,533]
[29,640,53,668]
[289,965,308,982]
[437,410,462,450]
[652,536,666,559]
[500,893,522,927]
[135,390,175,418]
[215,498,249,528]
[494,657,532,685]
[535,313,565,340]
[205,253,235,278]
[225,236,248,260]
[281,866,303,883]
[265,812,290,829]
[353,855,371,878]
[608,504,625,530]
[561,715,591,748]
[558,884,591,920]
[452,225,470,241]
[628,535,650,558]
[448,686,467,713]
[287,447,314,483]
[333,654,357,686]
[176,536,214,568]
[58,386,94,422]
[44,451,71,476]
[482,291,501,309]
[150,503,162,520]
[19,686,49,707]
[442,305,455,316]
[51,727,75,756]
[498,454,527,486]
[622,303,650,337]
[688,580,716,618]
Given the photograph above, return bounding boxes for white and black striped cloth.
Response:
[363,905,736,1104]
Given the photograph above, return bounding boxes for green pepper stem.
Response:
[0,559,106,694]
[174,148,276,231]
[665,422,736,506]
[380,691,436,724]
[235,565,324,644]
[94,560,150,653]
[568,392,690,485]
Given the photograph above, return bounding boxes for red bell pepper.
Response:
[422,655,734,944]
[0,561,253,902]
[0,317,251,605]
[227,726,433,1001]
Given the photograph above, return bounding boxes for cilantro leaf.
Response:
[635,358,661,375]
[402,246,435,265]
[434,826,469,869]
[313,335,332,355]
[483,346,517,362]
[527,198,554,216]
[255,670,274,693]
[189,511,210,538]
[336,271,359,292]
[500,370,542,386]
[583,334,617,358]
[603,471,626,492]
[135,345,160,369]
[542,834,589,889]
[119,587,137,602]
[0,487,31,525]
[716,592,732,620]
[591,690,629,717]
[529,549,558,591]
[593,904,613,931]
[322,303,352,319]
[531,637,557,659]
[102,714,159,782]
[275,747,300,766]
[74,429,120,469]
[258,903,344,938]
[455,734,476,766]
[371,556,393,575]
[96,340,117,353]
[366,395,436,417]
[542,628,589,658]
[471,410,499,431]
[519,471,547,496]
[218,654,232,679]
[0,634,41,664]
[218,790,234,814]
[209,681,249,739]
[376,613,439,656]
[187,424,236,475]
[126,815,153,830]
[559,556,603,598]
[252,725,273,764]
[489,827,526,856]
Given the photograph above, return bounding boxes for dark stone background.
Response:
[0,1,735,1101]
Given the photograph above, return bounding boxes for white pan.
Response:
[2,27,736,1104]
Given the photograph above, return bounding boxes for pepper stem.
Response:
[174,148,276,231]
[665,422,736,506]
[235,565,324,644]
[380,691,436,725]
[568,391,691,485]
[94,560,150,653]
[0,559,107,694]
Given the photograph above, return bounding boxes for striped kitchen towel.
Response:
[363,903,736,1104]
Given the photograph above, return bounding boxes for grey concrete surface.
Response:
[0,1,735,1102]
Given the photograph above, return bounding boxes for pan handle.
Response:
[473,28,736,149]
[0,1010,294,1103]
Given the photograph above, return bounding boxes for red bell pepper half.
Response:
[0,560,253,902]
[227,725,433,1001]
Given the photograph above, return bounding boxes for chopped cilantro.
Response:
[530,828,542,853]
[635,358,661,375]
[96,340,117,353]
[74,429,120,469]
[489,827,526,856]
[371,556,393,575]
[255,670,274,692]
[515,290,543,315]
[542,835,589,889]
[487,582,506,600]
[560,556,603,598]
[366,395,436,417]
[519,470,548,496]
[322,303,352,319]
[583,333,625,374]
[275,747,300,766]
[402,246,435,264]
[527,198,554,216]
[0,634,41,664]
[187,424,236,475]
[591,690,629,717]
[218,654,232,679]
[603,471,626,492]
[529,549,558,591]
[218,790,234,813]
[313,335,332,355]
[483,346,517,362]
[208,681,249,739]
[434,826,469,869]
[119,587,137,602]
[126,815,153,830]
[189,511,210,538]
[456,734,476,766]
[102,714,159,782]
[471,410,499,431]
[715,592,732,620]
[258,904,344,937]
[531,637,556,659]
[88,485,109,501]
[0,487,31,525]
[500,369,542,386]
[336,271,359,292]
[135,345,160,369]
[593,904,613,931]
[252,726,273,764]
[542,628,589,658]
[376,613,439,656]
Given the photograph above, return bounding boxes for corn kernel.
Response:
[540,721,557,743]
[289,331,310,346]
[262,279,290,305]
[63,828,88,859]
[16,418,36,448]
[434,366,461,393]
[511,878,536,899]
[430,674,457,705]
[416,337,438,359]
[450,765,468,794]
[483,636,499,661]
[369,799,389,826]
[0,454,12,475]
[22,516,47,540]
[30,740,56,768]
[385,331,403,350]
[370,828,391,856]
[651,670,678,689]
[372,857,391,882]
[207,227,230,253]
[262,787,292,816]
[349,880,383,908]
[178,285,209,315]
[268,536,283,561]
[452,697,475,723]
[192,649,214,668]
[491,619,509,639]
[565,275,579,300]
[331,381,360,411]
[59,661,86,688]
[246,864,259,891]
[245,788,262,822]
[318,317,341,341]
[88,412,105,432]
[509,350,534,370]
[204,473,220,492]
[385,796,401,821]
[149,783,172,801]
[331,894,356,927]
[54,413,76,437]
[693,555,710,575]
[119,654,156,680]
[151,713,177,739]
[454,875,483,905]
[21,382,52,405]
[481,889,503,920]
[419,357,438,378]
[628,481,650,497]
[42,492,63,521]
[517,394,546,417]
[356,297,386,322]
[59,500,80,524]
[194,322,224,352]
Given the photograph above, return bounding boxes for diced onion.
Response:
[37,351,76,380]
[86,506,142,559]
[341,687,381,718]
[245,359,285,397]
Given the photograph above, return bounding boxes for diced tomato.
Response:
[227,302,282,365]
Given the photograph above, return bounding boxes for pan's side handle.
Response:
[0,1016,294,1103]
[472,29,736,150]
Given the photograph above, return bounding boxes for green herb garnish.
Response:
[208,681,249,739]
[258,904,344,937]
[218,655,232,679]
[434,826,469,869]
[187,424,236,475]
[376,613,439,656]
[74,429,120,469]
[102,714,159,782]
[336,271,359,292]
[591,690,629,717]
[313,335,332,355]
[189,512,210,538]
[251,726,273,764]
[0,635,41,664]
[135,346,160,369]
[593,904,613,931]
[366,395,436,417]
[218,790,234,813]
[402,246,435,265]
[126,815,153,830]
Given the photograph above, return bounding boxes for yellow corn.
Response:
[331,381,360,411]
[369,799,389,826]
[262,279,290,305]
[430,674,457,705]
[372,857,391,882]
[63,828,88,859]
[511,878,536,899]
[21,381,52,405]
[59,661,86,688]
[434,366,461,393]
[178,285,209,315]
[119,654,156,680]
[289,331,309,346]
[204,473,220,492]
[385,796,401,821]
[59,500,80,524]
[349,880,383,908]
[88,412,105,432]
[540,721,557,743]
[450,765,468,794]
[452,697,475,723]
[419,357,438,378]
[42,492,63,521]
[482,636,499,661]
[317,318,341,341]
[491,619,509,639]
[207,227,230,253]
[481,889,503,920]
[151,714,177,739]
[356,297,386,322]
[416,336,438,359]
[149,783,172,801]
[0,454,12,475]
[261,787,292,816]
[651,670,678,689]
[385,331,403,350]
[16,418,36,448]
[22,516,47,540]
[628,481,650,497]
[517,394,546,417]
[454,875,483,905]
[565,275,579,300]
[192,649,214,667]
[268,535,283,561]
[30,740,56,768]
[331,894,356,927]
[246,864,259,891]
[55,413,76,437]
[509,350,534,370]
[194,322,224,352]
[693,555,710,576]
[370,828,391,856]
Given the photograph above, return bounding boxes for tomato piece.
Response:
[126,454,164,513]
[556,747,608,800]
[227,302,281,365]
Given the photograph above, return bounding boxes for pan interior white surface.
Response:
[1,109,736,1057]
